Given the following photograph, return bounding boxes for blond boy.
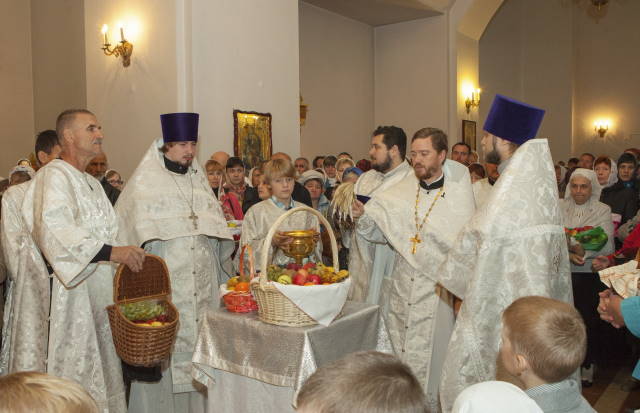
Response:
[296,351,427,413]
[237,158,320,271]
[500,296,595,413]
[0,372,99,413]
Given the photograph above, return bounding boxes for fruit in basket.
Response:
[120,300,166,322]
[227,276,240,289]
[292,273,307,286]
[277,274,292,285]
[235,282,250,292]
[268,262,349,285]
[307,274,321,285]
[286,262,301,271]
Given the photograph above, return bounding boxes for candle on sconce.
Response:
[101,24,109,45]
[120,26,125,42]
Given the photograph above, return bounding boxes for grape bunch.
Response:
[120,300,166,322]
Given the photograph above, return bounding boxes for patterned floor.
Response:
[584,358,640,412]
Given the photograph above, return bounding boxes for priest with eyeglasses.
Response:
[351,127,475,412]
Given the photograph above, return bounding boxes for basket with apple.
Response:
[106,254,179,367]
[222,244,259,313]
[251,206,350,327]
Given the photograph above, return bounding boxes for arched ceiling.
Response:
[302,0,454,26]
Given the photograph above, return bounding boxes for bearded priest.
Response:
[351,127,475,411]
[115,113,234,413]
[347,126,413,302]
[438,95,573,412]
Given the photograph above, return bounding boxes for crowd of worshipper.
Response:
[0,95,639,413]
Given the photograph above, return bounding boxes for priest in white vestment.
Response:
[1,131,62,375]
[115,113,234,413]
[438,95,573,412]
[19,109,146,413]
[352,128,475,411]
[346,126,413,301]
[0,182,51,375]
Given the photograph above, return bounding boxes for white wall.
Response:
[299,2,374,162]
[31,0,87,134]
[455,33,479,147]
[374,16,449,141]
[572,1,640,158]
[84,0,179,178]
[0,0,34,175]
[479,0,638,162]
[192,0,300,162]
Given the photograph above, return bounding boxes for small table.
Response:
[192,301,392,413]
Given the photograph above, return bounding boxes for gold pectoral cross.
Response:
[189,210,199,230]
[410,235,421,254]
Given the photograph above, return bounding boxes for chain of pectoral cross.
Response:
[410,184,444,254]
[170,172,199,230]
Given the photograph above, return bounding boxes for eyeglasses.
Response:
[108,179,124,186]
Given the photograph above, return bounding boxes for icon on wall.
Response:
[233,110,273,170]
[462,120,477,151]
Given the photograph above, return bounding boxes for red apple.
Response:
[307,274,321,285]
[292,273,307,286]
[298,269,309,277]
[303,262,316,270]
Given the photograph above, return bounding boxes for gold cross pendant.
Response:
[410,236,421,254]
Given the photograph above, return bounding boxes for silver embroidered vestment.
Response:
[0,182,51,375]
[347,160,413,301]
[20,159,127,412]
[357,167,475,412]
[438,140,573,413]
[115,138,234,413]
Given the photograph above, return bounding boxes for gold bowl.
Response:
[281,230,317,264]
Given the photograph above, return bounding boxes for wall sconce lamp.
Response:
[594,120,610,137]
[101,24,133,67]
[464,88,481,114]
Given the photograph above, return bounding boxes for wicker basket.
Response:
[251,206,340,327]
[223,244,258,313]
[106,254,179,367]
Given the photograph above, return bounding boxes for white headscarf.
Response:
[8,165,35,180]
[248,167,258,187]
[602,158,618,188]
[453,381,543,413]
[564,168,601,202]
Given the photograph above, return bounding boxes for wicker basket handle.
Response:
[260,206,339,284]
[238,244,256,282]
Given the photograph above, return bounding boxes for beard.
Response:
[485,149,501,165]
[413,163,439,181]
[179,158,193,167]
[371,154,392,173]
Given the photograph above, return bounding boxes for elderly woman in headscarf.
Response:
[8,165,35,187]
[561,168,614,386]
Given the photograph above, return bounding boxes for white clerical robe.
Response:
[347,160,413,301]
[357,169,474,412]
[20,159,126,412]
[0,182,51,375]
[238,199,320,272]
[438,139,573,413]
[472,178,492,209]
[115,139,234,413]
